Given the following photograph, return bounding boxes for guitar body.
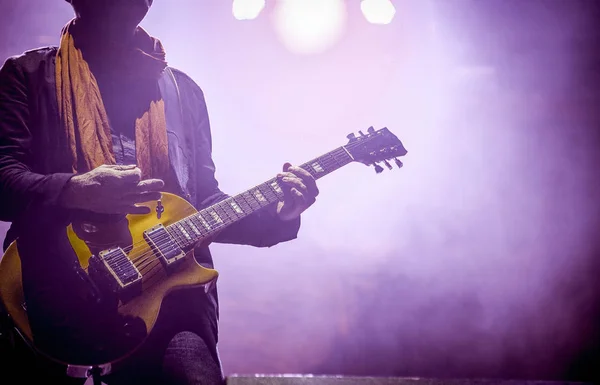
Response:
[0,192,218,366]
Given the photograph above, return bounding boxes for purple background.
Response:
[0,0,599,381]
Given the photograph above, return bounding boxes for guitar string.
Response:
[130,174,338,275]
[133,155,349,289]
[97,139,387,279]
[168,146,356,238]
[108,143,356,264]
[126,153,352,275]
[123,152,348,268]
[129,193,268,267]
[107,138,399,294]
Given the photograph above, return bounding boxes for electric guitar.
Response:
[0,126,407,371]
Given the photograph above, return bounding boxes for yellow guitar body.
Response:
[0,192,218,365]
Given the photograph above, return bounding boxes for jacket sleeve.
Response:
[0,57,74,223]
[177,71,301,248]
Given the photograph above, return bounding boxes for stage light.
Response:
[360,0,396,25]
[273,0,347,55]
[232,0,266,20]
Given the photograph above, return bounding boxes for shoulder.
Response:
[2,46,58,75]
[167,66,207,104]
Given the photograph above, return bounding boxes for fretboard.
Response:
[165,146,354,250]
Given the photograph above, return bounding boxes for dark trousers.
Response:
[1,329,223,385]
[104,330,224,385]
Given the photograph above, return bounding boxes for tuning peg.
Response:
[394,158,403,168]
[383,160,393,170]
[367,126,375,134]
[374,163,384,174]
[359,130,366,137]
[346,133,356,141]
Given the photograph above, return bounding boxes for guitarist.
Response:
[0,0,319,384]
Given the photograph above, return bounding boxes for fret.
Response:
[302,160,322,177]
[233,194,253,214]
[200,210,218,228]
[188,215,204,234]
[183,218,202,237]
[268,179,285,199]
[241,191,261,211]
[166,226,186,248]
[258,182,278,203]
[208,210,224,228]
[311,160,326,174]
[211,205,229,224]
[163,141,362,251]
[196,213,213,231]
[299,148,352,181]
[228,198,246,216]
[324,153,338,174]
[175,222,193,246]
[302,163,316,178]
[220,199,240,221]
[250,188,269,207]
[212,202,230,223]
[332,148,352,166]
[190,220,205,238]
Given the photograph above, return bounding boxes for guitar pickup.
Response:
[144,225,186,270]
[98,248,143,289]
[87,247,143,303]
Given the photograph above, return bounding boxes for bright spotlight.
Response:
[273,0,347,55]
[360,0,396,25]
[232,0,266,20]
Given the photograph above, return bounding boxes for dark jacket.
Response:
[0,47,300,365]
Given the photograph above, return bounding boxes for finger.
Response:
[135,179,165,192]
[107,164,138,171]
[123,205,152,215]
[118,167,143,185]
[279,176,308,195]
[283,162,292,172]
[286,166,319,197]
[290,187,307,207]
[287,166,312,180]
[123,191,163,204]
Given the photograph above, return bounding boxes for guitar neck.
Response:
[166,146,354,249]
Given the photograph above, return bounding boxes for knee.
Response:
[162,331,224,385]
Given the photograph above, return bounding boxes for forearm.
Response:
[0,163,74,222]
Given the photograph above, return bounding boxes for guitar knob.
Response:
[367,126,375,133]
[394,158,403,168]
[383,160,393,170]
[346,133,356,141]
[359,130,366,137]
[374,163,384,174]
[81,222,99,234]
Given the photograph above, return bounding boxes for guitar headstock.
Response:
[345,126,407,173]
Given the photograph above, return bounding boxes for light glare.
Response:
[273,0,347,55]
[232,0,266,20]
[361,0,396,25]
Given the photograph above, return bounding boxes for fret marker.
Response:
[270,181,283,194]
[198,216,211,230]
[177,224,192,240]
[253,190,266,202]
[188,221,201,235]
[209,211,223,224]
[311,162,325,173]
[229,200,244,214]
